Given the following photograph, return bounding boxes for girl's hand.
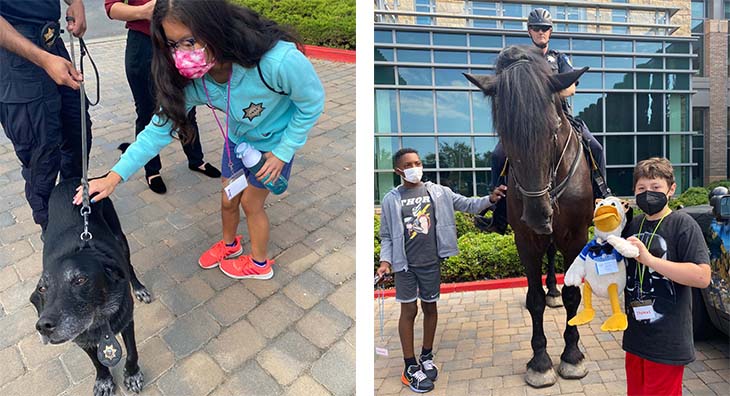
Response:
[255,152,285,184]
[72,172,122,205]
[626,236,653,267]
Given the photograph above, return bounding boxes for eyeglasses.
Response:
[166,36,198,51]
[529,26,552,33]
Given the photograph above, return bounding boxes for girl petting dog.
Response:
[74,0,325,280]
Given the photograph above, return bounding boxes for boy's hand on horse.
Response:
[489,185,507,204]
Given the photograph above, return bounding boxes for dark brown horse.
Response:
[466,46,594,387]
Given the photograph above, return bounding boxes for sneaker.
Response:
[401,364,434,393]
[419,353,438,381]
[198,236,243,269]
[219,255,274,280]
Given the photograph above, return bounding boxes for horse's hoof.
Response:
[525,367,557,388]
[546,295,563,308]
[557,360,588,379]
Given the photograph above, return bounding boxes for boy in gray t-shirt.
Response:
[377,148,506,393]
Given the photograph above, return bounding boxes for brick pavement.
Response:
[0,38,355,396]
[374,287,730,396]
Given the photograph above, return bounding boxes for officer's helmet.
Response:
[528,8,553,28]
[709,186,729,208]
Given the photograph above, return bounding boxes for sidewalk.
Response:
[374,287,730,396]
[0,38,355,396]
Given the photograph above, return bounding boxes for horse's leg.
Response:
[545,243,563,308]
[518,237,557,388]
[557,244,588,380]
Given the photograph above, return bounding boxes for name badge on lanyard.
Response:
[594,253,619,275]
[224,169,248,200]
[630,300,656,321]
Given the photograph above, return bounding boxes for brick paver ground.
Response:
[374,287,730,396]
[0,37,355,396]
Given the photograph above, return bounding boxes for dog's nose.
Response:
[36,317,56,334]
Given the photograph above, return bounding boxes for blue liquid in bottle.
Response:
[235,142,288,195]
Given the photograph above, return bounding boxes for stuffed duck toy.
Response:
[564,196,639,331]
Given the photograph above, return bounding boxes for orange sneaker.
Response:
[198,236,243,269]
[219,255,274,280]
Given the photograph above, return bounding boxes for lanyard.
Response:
[636,210,671,292]
[201,72,233,172]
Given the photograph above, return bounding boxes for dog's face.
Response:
[30,250,124,345]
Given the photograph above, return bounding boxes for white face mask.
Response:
[401,166,423,183]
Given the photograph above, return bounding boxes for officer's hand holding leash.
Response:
[65,0,87,37]
[41,53,83,89]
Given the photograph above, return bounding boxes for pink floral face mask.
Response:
[173,47,215,79]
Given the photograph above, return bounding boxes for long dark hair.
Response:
[150,0,301,144]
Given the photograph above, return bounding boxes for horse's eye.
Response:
[73,276,88,286]
[38,286,47,293]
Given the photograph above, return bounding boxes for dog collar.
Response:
[97,321,122,367]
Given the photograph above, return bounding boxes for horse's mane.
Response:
[491,46,560,161]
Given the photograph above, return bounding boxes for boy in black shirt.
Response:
[621,157,711,396]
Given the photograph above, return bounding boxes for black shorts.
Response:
[394,265,440,303]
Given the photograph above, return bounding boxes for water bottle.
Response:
[234,142,288,195]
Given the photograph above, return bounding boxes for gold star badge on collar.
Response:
[103,344,118,361]
[243,102,265,121]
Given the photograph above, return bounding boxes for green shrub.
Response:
[233,0,356,49]
[455,212,478,237]
[671,186,709,209]
[706,180,730,191]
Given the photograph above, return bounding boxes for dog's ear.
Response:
[30,286,43,316]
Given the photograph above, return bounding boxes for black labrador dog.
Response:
[30,179,152,396]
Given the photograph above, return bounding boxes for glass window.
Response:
[607,168,635,196]
[611,10,628,35]
[400,90,434,132]
[434,51,468,64]
[397,49,430,63]
[375,66,395,85]
[375,48,394,62]
[665,42,690,54]
[375,172,399,204]
[573,93,603,132]
[475,171,492,196]
[572,55,602,68]
[375,90,398,133]
[375,136,399,170]
[470,34,502,48]
[505,36,532,46]
[605,72,634,89]
[474,136,499,168]
[691,0,705,33]
[666,135,690,163]
[436,91,471,132]
[692,36,704,76]
[396,31,429,45]
[415,0,434,25]
[439,171,474,196]
[434,68,469,87]
[636,41,662,54]
[665,74,689,90]
[472,92,493,133]
[605,93,634,132]
[438,136,473,168]
[635,57,662,69]
[636,73,663,90]
[572,39,601,51]
[433,33,467,47]
[580,72,603,89]
[502,3,524,30]
[636,135,664,160]
[666,94,689,132]
[470,52,498,66]
[402,136,437,168]
[636,93,663,132]
[605,136,634,165]
[550,39,570,51]
[605,57,633,69]
[666,57,690,70]
[605,40,632,53]
[397,67,432,86]
[375,30,392,43]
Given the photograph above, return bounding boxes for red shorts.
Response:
[625,351,684,396]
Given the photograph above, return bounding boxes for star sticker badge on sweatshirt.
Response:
[243,102,265,121]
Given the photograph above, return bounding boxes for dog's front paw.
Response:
[93,376,116,396]
[133,286,153,304]
[124,368,144,393]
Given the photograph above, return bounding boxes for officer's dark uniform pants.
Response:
[490,117,607,223]
[0,25,92,230]
[124,29,204,178]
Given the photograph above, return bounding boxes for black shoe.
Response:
[401,365,434,393]
[419,352,439,381]
[147,174,167,194]
[189,162,221,178]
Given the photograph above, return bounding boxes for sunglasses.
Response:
[529,26,552,33]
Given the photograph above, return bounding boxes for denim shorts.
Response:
[220,139,294,189]
[394,264,441,303]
